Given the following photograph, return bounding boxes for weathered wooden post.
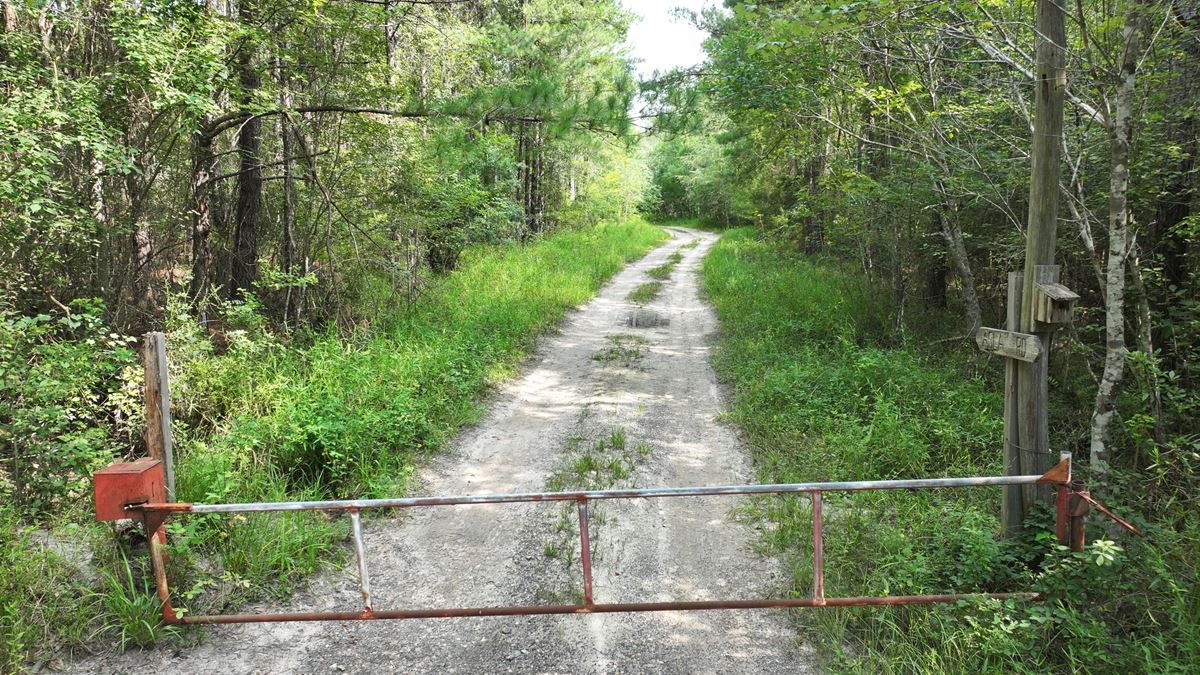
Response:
[1017,0,1068,500]
[142,331,175,500]
[979,0,1075,536]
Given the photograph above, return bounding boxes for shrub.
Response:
[0,301,140,520]
[702,228,1199,672]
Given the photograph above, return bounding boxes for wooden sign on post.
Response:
[980,267,1077,536]
[976,327,1041,363]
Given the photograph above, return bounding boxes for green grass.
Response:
[0,516,102,671]
[0,218,667,670]
[702,228,1198,673]
[627,281,664,304]
[164,218,667,606]
[541,426,650,597]
[646,251,683,280]
[592,333,646,365]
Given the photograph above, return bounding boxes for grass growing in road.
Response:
[646,250,683,280]
[161,218,666,610]
[627,281,664,304]
[540,426,652,599]
[592,334,646,366]
[0,219,667,669]
[702,228,1196,673]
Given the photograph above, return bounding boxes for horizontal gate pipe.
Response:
[129,473,1063,516]
[172,593,1042,625]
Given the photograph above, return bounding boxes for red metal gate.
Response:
[93,452,1137,625]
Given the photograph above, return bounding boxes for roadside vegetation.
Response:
[540,425,652,602]
[703,229,1198,672]
[1,0,659,667]
[626,282,664,305]
[592,334,647,366]
[0,219,665,671]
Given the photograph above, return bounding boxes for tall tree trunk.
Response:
[926,210,948,310]
[384,0,399,88]
[230,0,263,298]
[517,120,529,237]
[1009,0,1068,523]
[1091,1,1141,472]
[533,122,544,232]
[942,214,981,335]
[277,52,298,325]
[803,130,827,254]
[935,189,981,335]
[190,128,217,309]
[1154,1,1198,298]
[1,1,16,42]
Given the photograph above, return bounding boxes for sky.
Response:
[622,0,712,80]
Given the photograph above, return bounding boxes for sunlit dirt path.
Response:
[74,227,811,674]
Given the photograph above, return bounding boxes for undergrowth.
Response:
[646,250,683,280]
[702,228,1198,673]
[592,334,646,366]
[627,281,664,305]
[540,425,652,601]
[0,218,666,670]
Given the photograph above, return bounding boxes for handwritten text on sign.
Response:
[975,327,1041,362]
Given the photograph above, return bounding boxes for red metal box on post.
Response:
[94,458,165,521]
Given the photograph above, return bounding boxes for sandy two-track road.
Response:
[74,227,810,674]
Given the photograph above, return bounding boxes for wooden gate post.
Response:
[142,331,175,500]
[1001,273,1025,536]
[1010,0,1068,532]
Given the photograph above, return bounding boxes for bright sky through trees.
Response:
[623,0,710,78]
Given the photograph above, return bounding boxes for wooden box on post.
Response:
[1034,281,1078,325]
[94,458,166,521]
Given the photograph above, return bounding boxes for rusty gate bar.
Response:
[137,473,1063,515]
[577,498,594,606]
[123,456,1074,626]
[175,593,1043,625]
[348,509,372,613]
[811,491,824,605]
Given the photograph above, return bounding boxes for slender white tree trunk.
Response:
[1090,3,1141,471]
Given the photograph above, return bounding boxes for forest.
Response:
[1,0,1197,672]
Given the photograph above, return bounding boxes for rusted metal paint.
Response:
[133,473,1063,517]
[1055,485,1071,546]
[172,593,1042,625]
[811,491,825,605]
[349,510,372,613]
[1069,484,1090,553]
[1073,489,1144,537]
[1037,454,1072,484]
[94,458,165,521]
[148,523,178,623]
[577,498,593,607]
[115,454,1093,627]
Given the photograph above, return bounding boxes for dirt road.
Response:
[76,228,810,674]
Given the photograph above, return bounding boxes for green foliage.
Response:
[157,218,665,615]
[0,515,103,673]
[592,334,646,365]
[0,219,664,668]
[100,553,178,653]
[0,302,140,519]
[627,281,664,305]
[703,230,1199,673]
[645,252,681,280]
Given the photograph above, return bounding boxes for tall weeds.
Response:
[703,228,1197,673]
